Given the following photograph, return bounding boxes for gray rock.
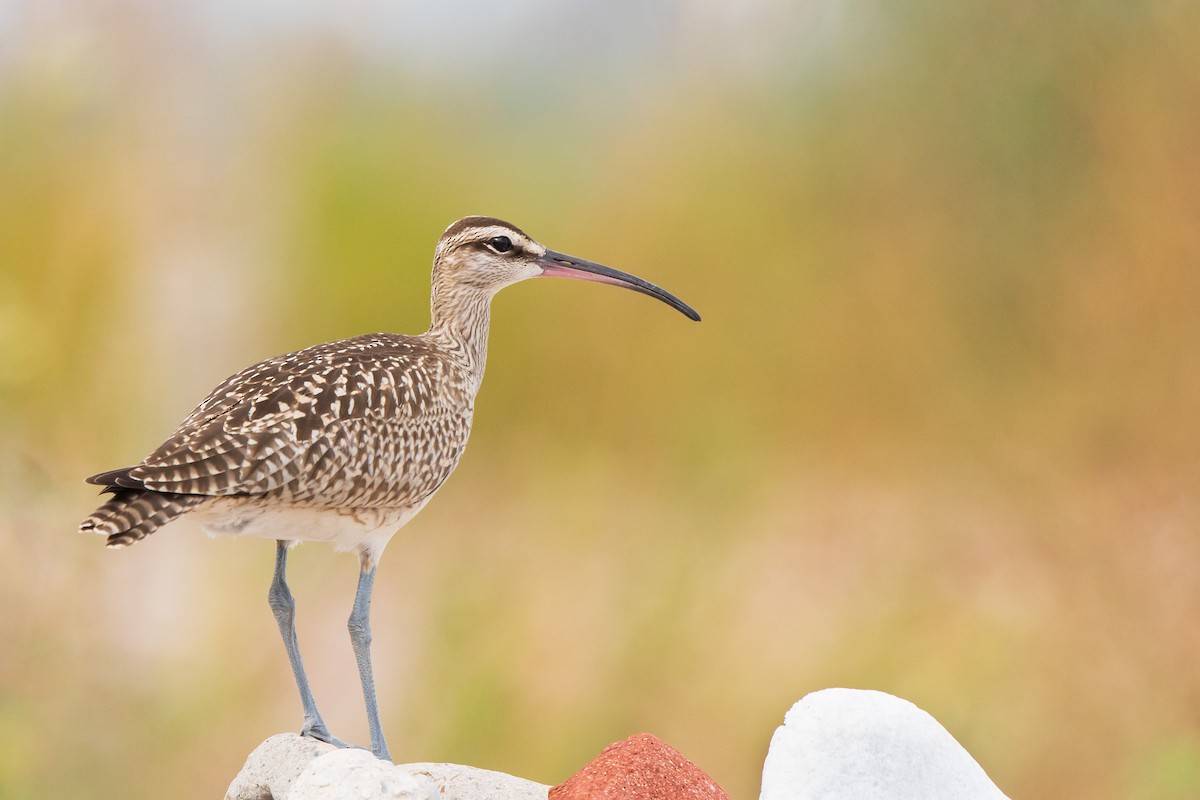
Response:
[759,689,1009,800]
[225,734,549,800]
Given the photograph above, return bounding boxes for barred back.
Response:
[113,333,474,509]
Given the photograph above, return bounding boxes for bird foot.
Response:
[300,722,352,750]
[300,722,391,761]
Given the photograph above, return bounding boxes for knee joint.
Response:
[347,615,371,644]
[268,584,295,618]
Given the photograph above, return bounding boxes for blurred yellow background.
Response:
[2,1,1198,798]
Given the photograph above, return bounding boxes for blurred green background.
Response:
[2,1,1198,798]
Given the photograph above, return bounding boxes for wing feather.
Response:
[109,334,473,507]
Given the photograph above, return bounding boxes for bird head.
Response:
[432,216,700,321]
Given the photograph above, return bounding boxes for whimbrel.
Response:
[80,216,699,761]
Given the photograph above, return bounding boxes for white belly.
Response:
[192,497,430,561]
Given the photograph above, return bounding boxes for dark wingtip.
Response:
[85,467,146,490]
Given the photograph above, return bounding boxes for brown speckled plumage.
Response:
[78,216,698,760]
[86,334,470,510]
[80,334,476,550]
[81,217,696,560]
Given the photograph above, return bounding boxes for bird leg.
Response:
[348,551,391,761]
[268,540,347,748]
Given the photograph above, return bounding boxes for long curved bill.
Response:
[537,250,701,321]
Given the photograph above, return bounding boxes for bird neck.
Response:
[428,284,493,390]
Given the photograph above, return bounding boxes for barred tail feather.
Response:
[80,489,205,548]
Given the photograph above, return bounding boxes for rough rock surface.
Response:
[550,733,729,800]
[224,733,549,800]
[225,733,336,800]
[398,762,551,800]
[759,688,1009,800]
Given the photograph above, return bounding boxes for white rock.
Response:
[399,763,549,800]
[226,733,337,800]
[760,689,1009,800]
[225,734,550,800]
[290,749,434,800]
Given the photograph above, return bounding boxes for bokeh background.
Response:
[2,1,1198,798]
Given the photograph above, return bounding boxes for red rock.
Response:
[550,733,730,800]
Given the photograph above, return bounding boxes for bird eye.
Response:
[487,236,513,253]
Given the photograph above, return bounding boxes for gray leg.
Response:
[348,554,391,761]
[268,540,347,747]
